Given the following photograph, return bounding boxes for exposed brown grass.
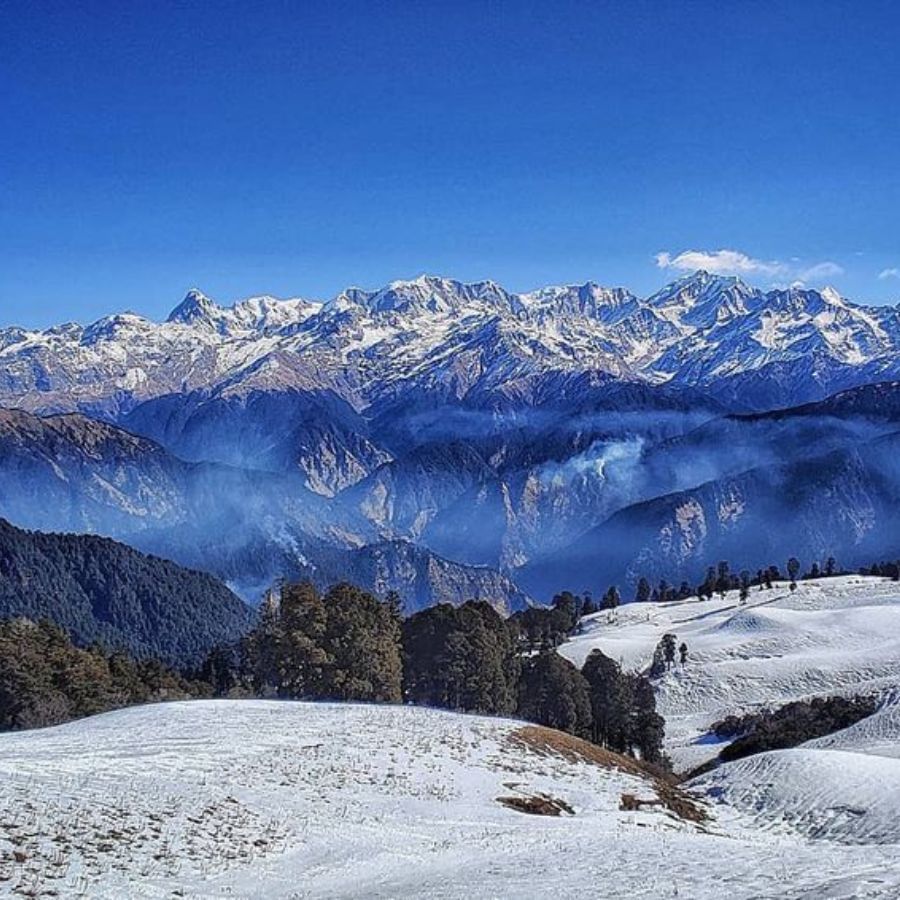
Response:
[507,725,708,824]
[497,794,575,817]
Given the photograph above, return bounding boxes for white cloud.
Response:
[879,268,900,281]
[654,249,784,277]
[655,248,843,284]
[797,261,844,281]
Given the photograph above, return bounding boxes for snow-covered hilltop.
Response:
[4,272,900,416]
[560,574,900,862]
[2,699,899,898]
[561,574,900,771]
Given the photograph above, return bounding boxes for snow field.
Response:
[2,700,898,898]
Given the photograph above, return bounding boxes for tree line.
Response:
[0,581,666,766]
[0,617,205,731]
[624,555,852,606]
[229,582,667,765]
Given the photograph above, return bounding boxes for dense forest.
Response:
[233,582,667,765]
[0,518,254,666]
[0,618,206,730]
[711,695,879,764]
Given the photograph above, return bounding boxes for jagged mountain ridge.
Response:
[4,272,900,417]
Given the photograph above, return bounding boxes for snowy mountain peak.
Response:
[167,289,218,325]
[821,286,846,306]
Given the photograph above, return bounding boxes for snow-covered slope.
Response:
[692,747,900,845]
[559,575,900,771]
[1,700,899,898]
[4,272,900,416]
[559,574,900,869]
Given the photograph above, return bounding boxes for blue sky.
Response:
[2,0,899,327]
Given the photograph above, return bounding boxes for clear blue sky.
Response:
[2,0,899,327]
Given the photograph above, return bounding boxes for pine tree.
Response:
[277,581,328,698]
[403,601,519,714]
[662,633,677,668]
[600,586,621,610]
[787,557,801,591]
[739,570,750,604]
[635,577,651,603]
[319,582,403,703]
[628,676,666,765]
[716,561,730,599]
[581,649,629,750]
[243,588,281,695]
[518,652,593,739]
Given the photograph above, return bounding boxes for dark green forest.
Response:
[0,617,205,730]
[0,518,253,667]
[232,582,667,765]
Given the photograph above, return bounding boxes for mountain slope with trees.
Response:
[0,518,254,666]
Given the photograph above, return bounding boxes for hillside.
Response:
[559,575,900,772]
[0,407,529,611]
[0,518,253,666]
[523,434,900,595]
[1,700,898,898]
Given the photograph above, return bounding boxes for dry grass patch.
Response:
[507,725,709,824]
[497,794,575,817]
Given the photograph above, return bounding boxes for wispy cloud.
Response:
[879,268,900,281]
[655,248,844,285]
[655,249,783,277]
[797,261,844,281]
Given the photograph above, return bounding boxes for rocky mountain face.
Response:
[0,408,527,612]
[3,273,900,608]
[522,421,900,598]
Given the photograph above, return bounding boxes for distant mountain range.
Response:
[2,272,900,608]
[4,272,900,417]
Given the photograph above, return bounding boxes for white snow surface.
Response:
[560,575,900,770]
[1,699,898,898]
[560,575,900,873]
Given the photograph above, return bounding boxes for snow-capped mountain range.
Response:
[5,271,900,609]
[4,271,900,416]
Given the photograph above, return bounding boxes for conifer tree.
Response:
[518,652,593,739]
[787,557,801,591]
[628,676,666,764]
[635,577,651,603]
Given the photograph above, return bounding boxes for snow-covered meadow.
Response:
[561,575,900,865]
[560,575,900,770]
